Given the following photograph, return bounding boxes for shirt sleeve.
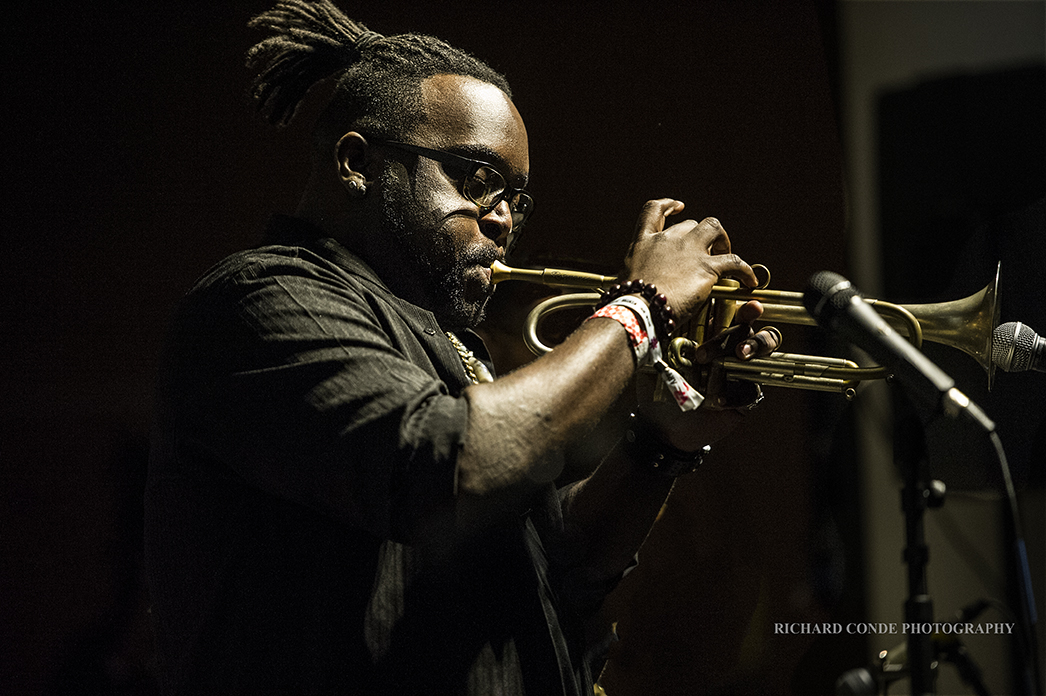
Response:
[157,250,468,542]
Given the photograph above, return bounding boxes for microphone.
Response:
[992,321,1046,373]
[804,271,994,432]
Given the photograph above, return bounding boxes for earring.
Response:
[348,179,367,197]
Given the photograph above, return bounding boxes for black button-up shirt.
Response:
[145,216,605,695]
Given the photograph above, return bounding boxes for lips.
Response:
[459,244,502,295]
[468,250,501,282]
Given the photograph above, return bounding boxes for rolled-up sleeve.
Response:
[156,248,468,542]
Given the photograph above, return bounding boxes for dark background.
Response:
[1,2,1040,694]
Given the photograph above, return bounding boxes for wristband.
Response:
[590,303,650,364]
[590,292,704,411]
[608,294,657,352]
[614,295,704,410]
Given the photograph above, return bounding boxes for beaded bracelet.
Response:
[595,280,676,347]
[622,412,710,478]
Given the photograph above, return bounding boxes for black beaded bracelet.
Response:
[596,280,676,345]
[622,412,709,478]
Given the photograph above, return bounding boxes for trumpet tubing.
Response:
[490,261,1001,395]
[489,260,614,290]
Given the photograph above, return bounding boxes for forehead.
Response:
[414,74,529,179]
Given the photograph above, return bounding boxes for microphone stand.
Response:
[937,633,991,696]
[834,601,995,695]
[895,391,940,696]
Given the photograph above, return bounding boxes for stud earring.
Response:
[347,179,367,197]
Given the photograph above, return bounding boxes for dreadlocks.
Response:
[246,0,512,153]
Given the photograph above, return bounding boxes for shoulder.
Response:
[179,242,395,317]
[193,244,358,291]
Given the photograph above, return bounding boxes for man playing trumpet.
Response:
[144,1,781,693]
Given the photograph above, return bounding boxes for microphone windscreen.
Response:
[803,270,857,320]
[992,321,1037,371]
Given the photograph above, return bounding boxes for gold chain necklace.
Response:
[445,332,493,384]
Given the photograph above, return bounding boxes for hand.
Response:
[692,300,780,363]
[694,300,781,410]
[635,300,782,452]
[624,200,759,322]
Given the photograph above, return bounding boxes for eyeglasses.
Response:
[374,139,535,235]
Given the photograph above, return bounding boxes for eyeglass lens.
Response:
[463,167,533,230]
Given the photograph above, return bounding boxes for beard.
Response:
[377,169,496,330]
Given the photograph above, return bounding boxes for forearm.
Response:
[559,439,677,582]
[455,316,636,524]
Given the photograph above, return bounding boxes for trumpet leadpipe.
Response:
[489,260,614,290]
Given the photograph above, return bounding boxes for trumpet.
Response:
[489,260,1001,399]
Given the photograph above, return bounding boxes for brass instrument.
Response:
[489,260,1001,399]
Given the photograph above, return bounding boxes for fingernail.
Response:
[739,343,753,358]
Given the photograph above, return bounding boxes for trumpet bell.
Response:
[897,261,1001,390]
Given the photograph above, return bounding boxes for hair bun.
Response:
[355,31,384,52]
[247,0,381,126]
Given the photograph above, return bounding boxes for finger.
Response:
[693,323,749,363]
[706,252,760,288]
[635,199,686,236]
[733,300,764,325]
[688,218,762,288]
[736,326,782,360]
[689,217,731,254]
[707,219,732,256]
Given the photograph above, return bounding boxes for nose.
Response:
[478,199,513,249]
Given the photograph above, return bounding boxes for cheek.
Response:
[417,187,483,250]
[430,219,478,266]
[408,164,491,261]
[414,166,466,218]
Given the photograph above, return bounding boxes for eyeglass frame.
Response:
[370,138,535,237]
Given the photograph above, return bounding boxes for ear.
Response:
[335,132,371,196]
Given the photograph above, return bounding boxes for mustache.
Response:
[458,244,503,270]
